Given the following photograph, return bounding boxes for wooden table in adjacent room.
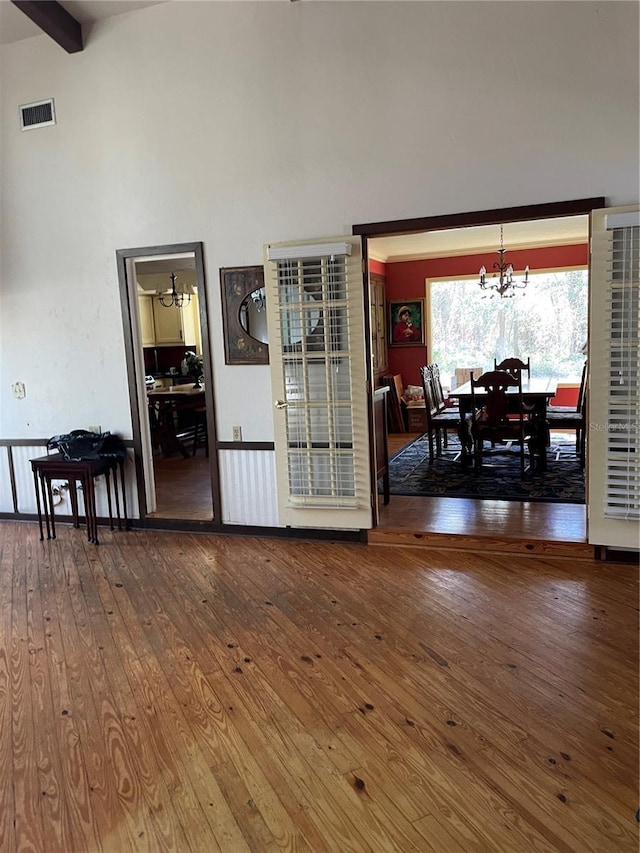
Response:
[147,385,206,459]
[449,376,557,469]
[30,453,128,544]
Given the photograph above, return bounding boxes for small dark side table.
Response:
[30,453,128,545]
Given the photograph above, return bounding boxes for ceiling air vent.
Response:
[19,98,56,131]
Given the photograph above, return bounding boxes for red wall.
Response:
[377,243,587,388]
[550,385,580,407]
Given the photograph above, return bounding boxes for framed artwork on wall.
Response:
[388,299,425,346]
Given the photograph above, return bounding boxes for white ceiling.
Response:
[0,1,166,46]
[135,255,195,275]
[369,215,589,263]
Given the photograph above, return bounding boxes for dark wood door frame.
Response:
[353,197,606,522]
[116,241,222,524]
[353,197,606,239]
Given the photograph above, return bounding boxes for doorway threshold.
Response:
[371,495,591,558]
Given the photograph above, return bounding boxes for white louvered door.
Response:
[263,237,372,530]
[589,205,640,549]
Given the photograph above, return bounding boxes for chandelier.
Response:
[479,225,529,298]
[159,273,191,308]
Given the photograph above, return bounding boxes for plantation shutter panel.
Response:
[589,205,640,549]
[263,236,372,530]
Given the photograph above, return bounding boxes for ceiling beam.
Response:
[11,1,83,53]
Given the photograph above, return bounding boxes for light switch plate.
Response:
[233,426,242,442]
[11,382,25,399]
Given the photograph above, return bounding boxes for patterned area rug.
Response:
[384,434,585,503]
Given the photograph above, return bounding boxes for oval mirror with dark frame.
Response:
[220,265,269,365]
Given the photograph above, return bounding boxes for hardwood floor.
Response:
[2,521,637,852]
[148,451,213,521]
[377,433,587,550]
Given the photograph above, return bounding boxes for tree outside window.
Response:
[429,269,588,388]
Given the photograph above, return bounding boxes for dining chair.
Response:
[426,363,446,410]
[192,405,209,457]
[427,362,460,445]
[470,370,531,475]
[494,356,531,379]
[419,366,461,462]
[545,360,587,466]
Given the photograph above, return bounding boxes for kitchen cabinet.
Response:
[153,299,187,344]
[138,294,199,347]
[139,295,156,346]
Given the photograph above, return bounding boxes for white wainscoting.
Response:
[5,443,274,527]
[1,445,138,520]
[219,449,281,527]
[0,447,18,513]
[6,445,49,514]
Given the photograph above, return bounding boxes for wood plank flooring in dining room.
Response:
[2,521,638,852]
[375,432,588,553]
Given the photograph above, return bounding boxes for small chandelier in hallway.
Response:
[479,225,529,298]
[159,273,191,308]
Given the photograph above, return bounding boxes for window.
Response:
[429,269,588,388]
[276,256,355,500]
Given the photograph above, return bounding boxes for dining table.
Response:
[147,385,206,458]
[448,375,558,470]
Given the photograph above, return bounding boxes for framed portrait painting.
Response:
[388,299,425,346]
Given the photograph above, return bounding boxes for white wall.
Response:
[1,1,638,446]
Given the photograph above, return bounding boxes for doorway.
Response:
[116,241,221,523]
[355,197,604,542]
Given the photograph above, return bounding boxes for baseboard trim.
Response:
[131,517,365,542]
[1,513,365,543]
